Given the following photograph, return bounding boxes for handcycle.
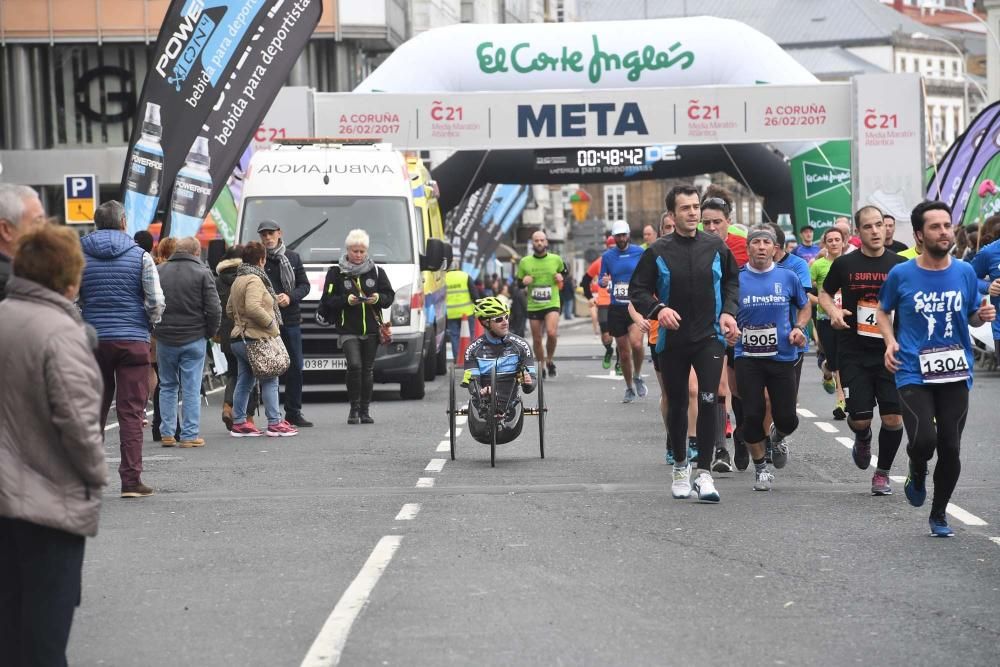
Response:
[446,361,546,467]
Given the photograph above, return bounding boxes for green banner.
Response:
[962,152,1000,227]
[208,185,238,245]
[790,140,852,237]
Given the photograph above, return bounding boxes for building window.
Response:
[604,185,626,222]
[953,60,960,77]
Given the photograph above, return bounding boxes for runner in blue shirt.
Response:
[877,201,996,537]
[969,235,1000,366]
[598,220,648,403]
[734,226,811,492]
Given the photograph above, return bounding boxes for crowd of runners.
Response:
[514,184,997,537]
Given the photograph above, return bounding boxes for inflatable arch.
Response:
[352,17,824,219]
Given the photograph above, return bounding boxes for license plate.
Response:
[303,357,347,371]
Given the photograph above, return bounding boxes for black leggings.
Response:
[343,336,379,410]
[660,338,724,469]
[735,357,800,445]
[898,382,969,515]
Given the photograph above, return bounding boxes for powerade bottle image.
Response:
[168,135,213,238]
[124,102,163,236]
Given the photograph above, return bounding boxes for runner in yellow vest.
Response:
[446,266,479,359]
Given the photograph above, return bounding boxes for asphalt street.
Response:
[72,318,1000,666]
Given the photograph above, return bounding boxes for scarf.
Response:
[237,262,283,327]
[267,241,295,294]
[338,253,376,277]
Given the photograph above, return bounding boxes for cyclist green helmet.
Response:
[474,296,510,320]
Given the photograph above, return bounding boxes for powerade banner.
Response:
[789,140,851,235]
[447,184,529,279]
[927,102,1000,227]
[122,0,272,236]
[180,0,322,238]
[448,184,497,280]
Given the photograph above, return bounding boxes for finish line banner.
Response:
[314,83,853,151]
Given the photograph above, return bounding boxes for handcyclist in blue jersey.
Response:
[631,184,741,504]
[877,201,996,537]
[734,226,811,491]
[598,220,648,403]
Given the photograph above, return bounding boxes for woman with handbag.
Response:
[317,229,395,424]
[227,241,298,438]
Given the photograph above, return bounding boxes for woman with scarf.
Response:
[226,241,299,438]
[317,229,395,424]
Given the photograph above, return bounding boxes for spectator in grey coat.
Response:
[155,237,221,447]
[0,184,47,302]
[0,225,106,666]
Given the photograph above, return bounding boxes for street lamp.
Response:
[912,31,970,140]
[921,6,1000,56]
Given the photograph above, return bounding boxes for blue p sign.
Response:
[67,176,93,199]
[64,174,97,224]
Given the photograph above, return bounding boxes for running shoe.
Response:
[623,387,637,403]
[692,471,720,502]
[832,401,847,421]
[821,375,836,395]
[753,468,775,492]
[602,348,613,369]
[547,362,557,378]
[871,471,892,496]
[852,429,872,470]
[733,432,750,472]
[712,447,733,473]
[230,421,263,438]
[768,424,789,469]
[725,414,733,438]
[666,449,675,465]
[671,463,692,499]
[266,420,299,437]
[634,376,648,398]
[928,513,954,537]
[614,361,623,376]
[687,437,699,466]
[904,462,927,508]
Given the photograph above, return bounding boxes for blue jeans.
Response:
[280,325,304,418]
[231,340,281,426]
[447,318,463,360]
[156,339,206,441]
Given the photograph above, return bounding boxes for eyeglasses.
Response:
[490,314,509,323]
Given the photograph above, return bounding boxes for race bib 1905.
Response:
[918,345,970,384]
[742,323,778,357]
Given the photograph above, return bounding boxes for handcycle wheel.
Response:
[489,364,498,468]
[537,365,545,459]
[448,363,457,460]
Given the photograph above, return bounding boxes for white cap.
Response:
[611,221,630,236]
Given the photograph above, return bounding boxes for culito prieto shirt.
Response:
[517,253,565,312]
[598,243,646,306]
[879,259,982,389]
[735,264,808,362]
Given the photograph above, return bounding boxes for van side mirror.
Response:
[421,238,447,271]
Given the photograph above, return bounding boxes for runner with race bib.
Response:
[599,220,647,403]
[877,200,996,537]
[516,230,566,378]
[818,206,906,496]
[734,226,811,491]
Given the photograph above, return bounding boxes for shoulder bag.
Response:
[242,334,290,378]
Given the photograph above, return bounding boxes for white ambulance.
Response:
[236,140,450,399]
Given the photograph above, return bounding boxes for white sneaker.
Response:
[753,468,775,491]
[634,376,648,398]
[693,471,721,502]
[671,463,692,499]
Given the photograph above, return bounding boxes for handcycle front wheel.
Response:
[448,363,457,460]
[537,365,545,459]
[489,364,498,468]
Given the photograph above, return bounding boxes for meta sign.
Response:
[64,174,98,224]
[314,84,853,150]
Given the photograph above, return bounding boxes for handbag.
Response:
[375,309,392,345]
[242,334,290,379]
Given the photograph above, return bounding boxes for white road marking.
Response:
[796,408,817,418]
[416,478,435,488]
[946,503,988,527]
[989,537,1000,547]
[586,372,623,380]
[836,436,854,448]
[425,459,446,472]
[436,440,450,452]
[455,415,467,426]
[443,427,462,438]
[814,421,839,433]
[105,454,181,463]
[394,504,420,521]
[300,535,403,667]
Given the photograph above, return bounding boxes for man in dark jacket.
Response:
[0,184,47,302]
[155,237,221,447]
[258,220,312,427]
[79,200,165,498]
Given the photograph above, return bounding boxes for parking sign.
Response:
[64,174,97,224]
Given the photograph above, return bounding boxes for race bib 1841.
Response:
[532,286,552,302]
[742,323,778,357]
[918,345,970,384]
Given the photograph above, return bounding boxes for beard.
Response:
[924,240,952,259]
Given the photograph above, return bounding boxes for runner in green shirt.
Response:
[810,226,847,415]
[516,230,566,377]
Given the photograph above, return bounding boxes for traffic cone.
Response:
[457,315,472,362]
[474,316,485,339]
